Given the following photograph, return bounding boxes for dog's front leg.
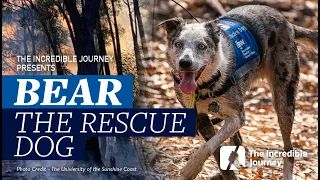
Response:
[179,115,244,180]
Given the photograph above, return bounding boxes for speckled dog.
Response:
[160,5,318,180]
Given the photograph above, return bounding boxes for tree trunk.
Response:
[126,0,142,71]
[55,0,77,55]
[133,0,149,59]
[21,2,29,75]
[27,25,36,75]
[103,0,118,71]
[23,26,28,75]
[63,0,102,164]
[96,16,111,75]
[111,0,123,75]
[49,19,64,75]
[40,20,64,75]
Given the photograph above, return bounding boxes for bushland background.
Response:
[2,0,153,179]
[141,0,318,179]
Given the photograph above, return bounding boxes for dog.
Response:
[159,5,318,180]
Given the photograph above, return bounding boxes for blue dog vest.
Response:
[218,19,260,84]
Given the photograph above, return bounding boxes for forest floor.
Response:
[141,0,318,179]
[142,54,318,179]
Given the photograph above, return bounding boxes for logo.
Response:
[220,146,246,170]
[235,39,245,49]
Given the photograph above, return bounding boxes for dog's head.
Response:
[159,18,222,94]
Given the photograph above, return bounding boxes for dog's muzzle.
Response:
[171,65,206,94]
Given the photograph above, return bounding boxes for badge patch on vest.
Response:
[219,19,260,83]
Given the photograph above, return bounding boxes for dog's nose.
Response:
[179,59,192,69]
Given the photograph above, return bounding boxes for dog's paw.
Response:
[179,147,210,180]
[179,156,204,180]
[210,173,224,180]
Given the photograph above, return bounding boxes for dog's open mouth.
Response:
[178,66,206,94]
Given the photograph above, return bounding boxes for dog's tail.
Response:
[292,24,318,51]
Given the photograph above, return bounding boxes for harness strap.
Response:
[196,78,233,100]
[230,55,260,84]
[197,70,222,89]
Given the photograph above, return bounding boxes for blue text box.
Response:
[2,75,133,109]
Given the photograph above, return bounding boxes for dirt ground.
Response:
[141,0,318,179]
[142,55,318,179]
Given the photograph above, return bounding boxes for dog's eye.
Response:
[175,42,182,48]
[198,44,207,50]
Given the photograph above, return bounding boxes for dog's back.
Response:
[221,5,318,58]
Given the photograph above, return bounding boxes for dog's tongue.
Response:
[178,72,197,94]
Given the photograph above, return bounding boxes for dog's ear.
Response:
[159,17,185,39]
[158,17,185,32]
[205,19,221,44]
